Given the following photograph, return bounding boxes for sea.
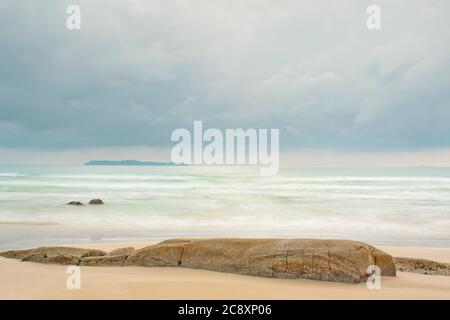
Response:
[0,165,449,250]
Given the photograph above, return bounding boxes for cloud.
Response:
[0,0,449,156]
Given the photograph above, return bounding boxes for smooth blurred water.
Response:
[0,165,449,250]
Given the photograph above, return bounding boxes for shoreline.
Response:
[0,241,449,299]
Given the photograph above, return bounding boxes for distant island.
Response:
[84,160,186,166]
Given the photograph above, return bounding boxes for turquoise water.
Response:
[0,166,449,249]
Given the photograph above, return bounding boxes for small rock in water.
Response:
[89,199,104,205]
[67,201,84,206]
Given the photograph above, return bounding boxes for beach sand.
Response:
[0,242,449,300]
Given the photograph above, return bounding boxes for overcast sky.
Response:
[0,1,449,165]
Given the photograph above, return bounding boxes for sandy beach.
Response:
[0,242,449,300]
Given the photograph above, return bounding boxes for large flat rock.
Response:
[0,239,396,283]
[125,238,396,283]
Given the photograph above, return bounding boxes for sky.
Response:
[0,0,449,166]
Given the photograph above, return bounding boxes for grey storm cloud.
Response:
[0,0,449,151]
